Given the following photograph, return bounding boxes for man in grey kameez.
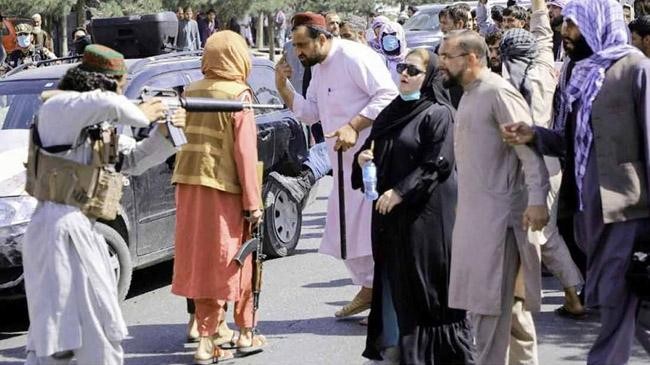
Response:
[22,45,185,365]
[503,0,650,363]
[176,6,201,51]
[439,30,550,365]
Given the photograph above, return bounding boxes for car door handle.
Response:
[258,130,272,142]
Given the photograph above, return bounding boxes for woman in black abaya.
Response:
[352,48,475,365]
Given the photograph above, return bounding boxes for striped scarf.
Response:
[555,0,642,210]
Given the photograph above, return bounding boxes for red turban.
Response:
[291,12,327,30]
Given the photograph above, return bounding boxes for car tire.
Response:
[95,222,133,301]
[263,179,303,258]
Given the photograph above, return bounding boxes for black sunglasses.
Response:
[396,63,425,77]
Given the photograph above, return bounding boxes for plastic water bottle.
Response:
[362,161,379,201]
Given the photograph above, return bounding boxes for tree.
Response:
[288,0,397,16]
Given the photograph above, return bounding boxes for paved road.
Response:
[0,177,647,364]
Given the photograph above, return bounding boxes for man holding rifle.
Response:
[171,31,265,364]
[22,44,185,365]
[275,12,397,321]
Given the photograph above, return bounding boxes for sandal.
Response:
[236,333,268,355]
[194,348,234,364]
[215,348,234,362]
[555,305,588,320]
[213,331,237,348]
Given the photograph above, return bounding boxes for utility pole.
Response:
[256,13,264,49]
[60,6,69,56]
[76,0,87,27]
[268,13,275,62]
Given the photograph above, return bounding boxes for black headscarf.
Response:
[367,50,453,142]
[351,50,453,191]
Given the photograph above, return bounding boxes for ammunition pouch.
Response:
[25,123,125,220]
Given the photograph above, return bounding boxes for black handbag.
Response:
[627,240,650,301]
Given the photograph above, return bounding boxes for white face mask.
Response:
[17,35,31,48]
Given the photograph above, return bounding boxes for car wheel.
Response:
[95,222,133,301]
[263,179,302,258]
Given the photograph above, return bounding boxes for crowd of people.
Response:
[272,0,650,364]
[0,11,93,74]
[14,0,650,365]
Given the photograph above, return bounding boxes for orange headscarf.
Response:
[201,30,251,83]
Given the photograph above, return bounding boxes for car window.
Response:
[403,9,441,31]
[186,64,284,115]
[0,80,57,130]
[127,71,189,99]
[248,64,284,115]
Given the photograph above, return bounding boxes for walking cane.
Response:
[338,149,347,260]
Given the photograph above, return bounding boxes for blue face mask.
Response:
[17,35,31,48]
[381,34,400,53]
[400,90,421,101]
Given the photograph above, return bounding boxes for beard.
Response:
[563,35,594,61]
[551,15,563,30]
[441,70,461,88]
[489,59,502,74]
[299,54,321,67]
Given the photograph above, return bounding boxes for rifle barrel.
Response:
[181,97,285,112]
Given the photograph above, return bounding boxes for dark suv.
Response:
[0,53,317,300]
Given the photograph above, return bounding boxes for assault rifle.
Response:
[233,222,265,354]
[135,87,285,147]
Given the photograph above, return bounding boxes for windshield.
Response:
[403,9,441,31]
[0,80,57,130]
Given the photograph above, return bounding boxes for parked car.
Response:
[0,52,318,300]
[404,1,529,49]
[404,3,450,49]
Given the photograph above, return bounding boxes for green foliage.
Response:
[290,0,389,15]
[94,0,165,17]
[0,0,77,17]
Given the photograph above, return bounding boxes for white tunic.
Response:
[22,90,176,357]
[292,39,398,259]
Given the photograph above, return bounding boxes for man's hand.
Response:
[157,107,187,137]
[245,209,263,227]
[275,55,292,91]
[139,99,167,123]
[376,189,403,215]
[325,124,359,151]
[167,107,187,129]
[523,205,549,232]
[500,122,535,146]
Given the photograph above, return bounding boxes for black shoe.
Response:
[268,171,313,203]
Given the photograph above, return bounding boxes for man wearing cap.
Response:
[275,12,397,320]
[6,23,55,69]
[22,44,185,365]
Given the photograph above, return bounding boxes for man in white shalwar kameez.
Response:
[275,12,398,318]
[22,45,184,365]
